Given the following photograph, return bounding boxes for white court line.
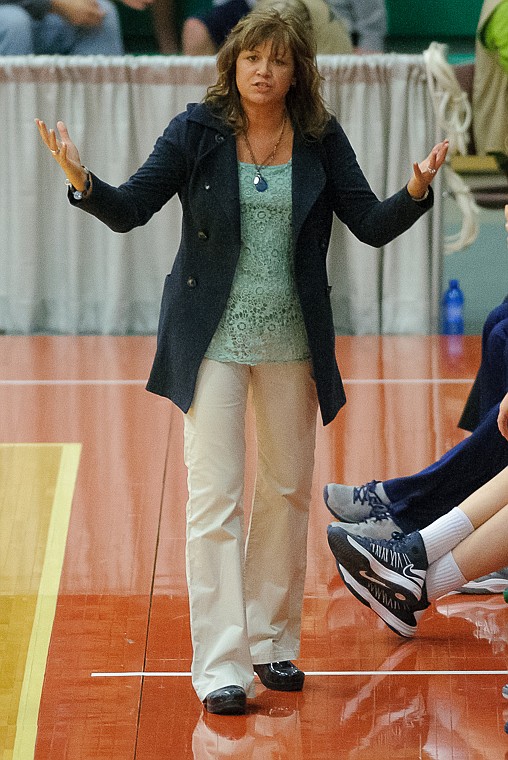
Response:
[0,378,475,386]
[344,378,475,385]
[91,670,508,678]
[0,379,146,385]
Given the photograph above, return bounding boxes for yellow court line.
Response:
[6,444,81,760]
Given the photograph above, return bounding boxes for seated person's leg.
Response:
[479,317,508,419]
[0,6,33,54]
[152,0,179,54]
[325,299,508,595]
[181,16,217,54]
[33,0,124,55]
[386,404,508,533]
[182,0,250,55]
[70,0,124,55]
[324,404,508,535]
[327,465,508,637]
[326,302,508,531]
[482,298,508,337]
[32,13,75,55]
[459,298,508,431]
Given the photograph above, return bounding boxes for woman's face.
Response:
[235,38,295,110]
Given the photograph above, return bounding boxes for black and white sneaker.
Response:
[327,525,429,638]
[323,480,391,522]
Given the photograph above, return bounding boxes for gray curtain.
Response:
[0,54,441,335]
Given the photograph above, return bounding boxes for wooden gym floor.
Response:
[2,333,508,759]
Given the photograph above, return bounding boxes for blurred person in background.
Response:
[326,0,386,52]
[151,0,179,53]
[473,0,508,154]
[181,0,353,56]
[0,0,153,55]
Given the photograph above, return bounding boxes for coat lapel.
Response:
[209,135,241,234]
[187,105,329,246]
[188,105,241,236]
[291,132,327,243]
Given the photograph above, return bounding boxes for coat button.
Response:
[319,239,328,251]
[197,230,209,240]
[204,183,210,191]
[187,276,197,288]
[215,134,225,144]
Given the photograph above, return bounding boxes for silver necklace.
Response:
[243,113,287,192]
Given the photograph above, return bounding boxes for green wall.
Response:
[386,0,483,38]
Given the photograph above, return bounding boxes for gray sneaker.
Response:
[323,480,391,522]
[335,512,404,540]
[456,568,508,594]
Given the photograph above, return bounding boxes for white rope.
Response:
[442,165,480,252]
[423,42,479,253]
[423,42,472,156]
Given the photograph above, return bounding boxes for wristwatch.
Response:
[66,166,91,201]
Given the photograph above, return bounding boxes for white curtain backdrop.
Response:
[0,54,442,335]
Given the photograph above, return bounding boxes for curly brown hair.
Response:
[203,7,330,138]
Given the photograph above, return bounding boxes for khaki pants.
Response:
[183,359,318,701]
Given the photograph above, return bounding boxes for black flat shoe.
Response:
[203,685,247,715]
[253,661,305,691]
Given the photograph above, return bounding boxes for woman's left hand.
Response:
[407,139,449,200]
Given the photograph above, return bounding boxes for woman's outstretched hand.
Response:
[35,119,89,192]
[407,139,449,200]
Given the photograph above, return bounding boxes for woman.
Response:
[327,387,508,639]
[36,8,447,714]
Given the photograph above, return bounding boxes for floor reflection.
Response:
[192,690,302,759]
[436,595,508,655]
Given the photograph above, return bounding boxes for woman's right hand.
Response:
[35,119,89,192]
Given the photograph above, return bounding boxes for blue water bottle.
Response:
[441,279,464,335]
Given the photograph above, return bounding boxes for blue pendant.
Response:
[254,173,268,192]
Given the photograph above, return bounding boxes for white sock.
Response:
[419,507,474,565]
[426,551,468,600]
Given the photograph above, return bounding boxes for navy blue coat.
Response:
[73,102,433,425]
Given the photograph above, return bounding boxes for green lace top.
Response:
[205,160,310,364]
